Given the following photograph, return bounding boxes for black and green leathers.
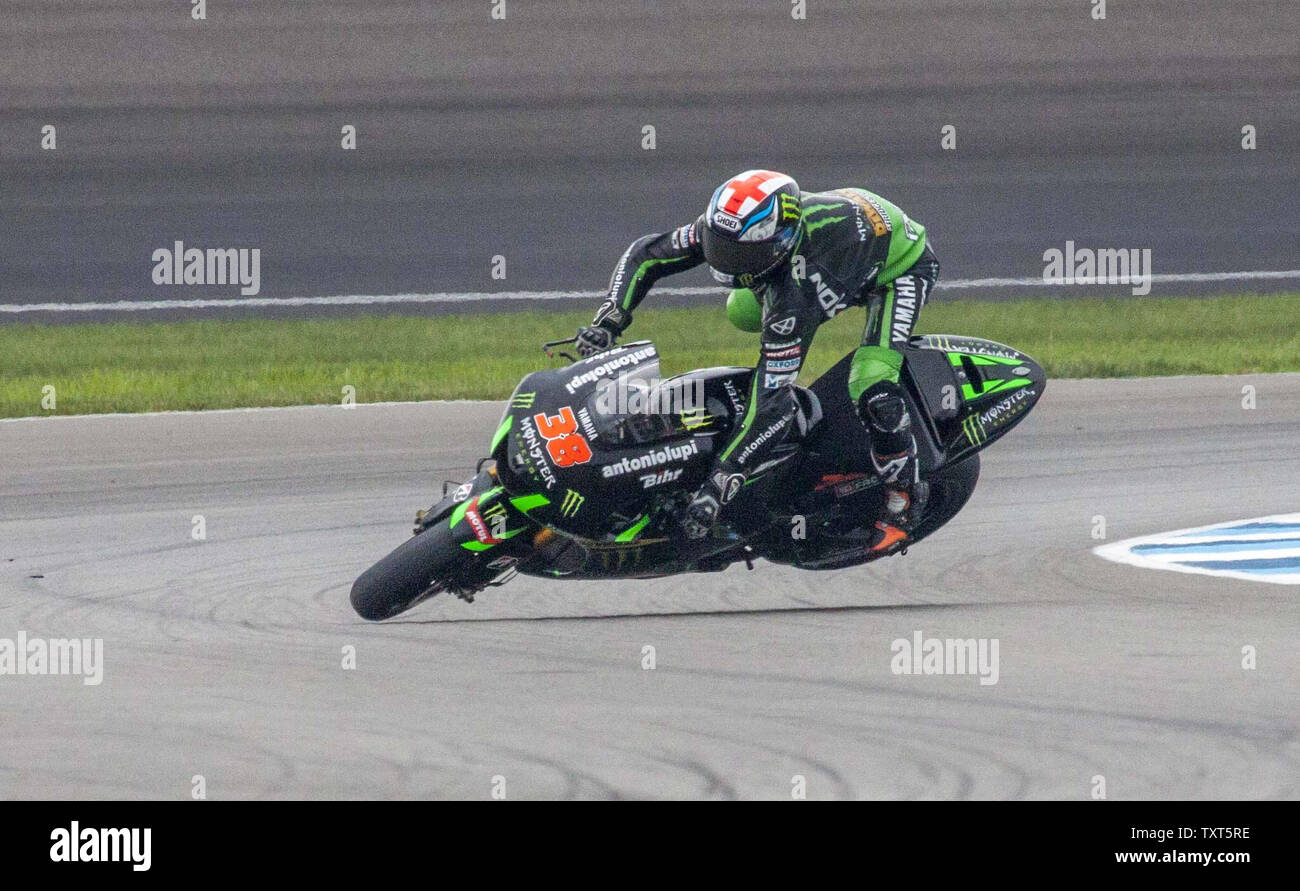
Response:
[592,187,939,535]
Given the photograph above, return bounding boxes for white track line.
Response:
[4,269,1300,314]
[0,400,500,423]
[5,371,1297,423]
[6,370,1299,423]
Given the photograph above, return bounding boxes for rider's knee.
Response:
[862,379,911,435]
[849,346,910,431]
[848,345,902,403]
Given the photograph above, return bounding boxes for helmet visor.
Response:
[701,226,791,278]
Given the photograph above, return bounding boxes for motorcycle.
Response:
[350,333,1045,620]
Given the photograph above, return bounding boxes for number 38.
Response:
[532,407,592,467]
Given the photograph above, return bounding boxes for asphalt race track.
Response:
[3,1,1299,320]
[3,375,1298,799]
[2,0,1297,802]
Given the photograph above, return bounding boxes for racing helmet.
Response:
[701,170,803,287]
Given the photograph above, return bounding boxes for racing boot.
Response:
[859,381,928,551]
[867,478,929,554]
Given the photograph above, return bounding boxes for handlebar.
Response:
[542,335,579,363]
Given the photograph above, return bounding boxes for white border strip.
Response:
[6,371,1300,423]
[4,269,1300,314]
[1094,513,1300,586]
[0,399,501,423]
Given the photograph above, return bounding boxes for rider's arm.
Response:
[714,283,820,477]
[592,216,706,333]
[679,282,819,537]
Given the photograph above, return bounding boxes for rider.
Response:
[576,170,939,552]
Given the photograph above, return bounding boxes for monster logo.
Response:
[560,489,585,518]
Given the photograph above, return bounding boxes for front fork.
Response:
[417,465,551,588]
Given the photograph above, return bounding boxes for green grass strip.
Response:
[3,293,1298,418]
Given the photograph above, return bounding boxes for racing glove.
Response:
[575,325,615,357]
[577,303,632,357]
[679,472,736,540]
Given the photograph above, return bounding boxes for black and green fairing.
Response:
[906,335,1046,460]
[797,333,1044,486]
[488,341,725,543]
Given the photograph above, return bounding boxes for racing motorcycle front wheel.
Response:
[350,523,496,621]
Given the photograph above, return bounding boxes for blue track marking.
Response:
[1133,537,1300,555]
[1172,522,1300,537]
[1093,513,1300,586]
[1180,556,1300,571]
